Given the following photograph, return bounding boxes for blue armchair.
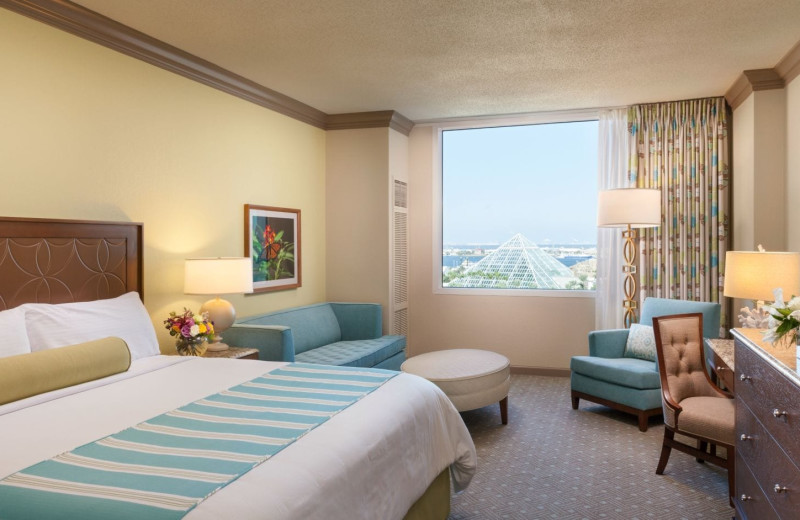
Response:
[570,297,721,431]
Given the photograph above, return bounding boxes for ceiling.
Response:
[73,0,800,121]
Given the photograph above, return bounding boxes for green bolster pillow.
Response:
[0,337,131,406]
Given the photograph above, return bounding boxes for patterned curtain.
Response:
[627,97,730,334]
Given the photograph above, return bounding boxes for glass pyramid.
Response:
[445,233,577,289]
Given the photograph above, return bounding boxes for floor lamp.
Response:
[597,188,661,328]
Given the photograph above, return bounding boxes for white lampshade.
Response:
[723,251,800,301]
[184,257,253,295]
[597,188,661,228]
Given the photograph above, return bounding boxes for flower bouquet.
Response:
[164,308,215,356]
[762,289,800,347]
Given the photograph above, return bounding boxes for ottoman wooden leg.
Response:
[499,397,508,425]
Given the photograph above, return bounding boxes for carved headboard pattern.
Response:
[0,217,143,310]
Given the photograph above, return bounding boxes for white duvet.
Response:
[0,357,476,520]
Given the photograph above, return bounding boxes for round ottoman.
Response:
[401,349,510,424]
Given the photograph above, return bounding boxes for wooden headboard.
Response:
[0,217,143,310]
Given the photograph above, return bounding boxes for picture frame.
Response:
[244,204,301,293]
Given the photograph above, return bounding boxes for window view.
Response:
[442,121,599,291]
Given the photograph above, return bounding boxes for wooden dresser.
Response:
[732,328,800,519]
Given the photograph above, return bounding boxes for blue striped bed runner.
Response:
[0,363,398,520]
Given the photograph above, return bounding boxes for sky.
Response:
[442,120,598,245]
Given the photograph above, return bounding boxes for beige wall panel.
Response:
[0,10,327,352]
[753,89,788,251]
[408,127,595,369]
[732,95,756,252]
[787,78,800,251]
[325,128,390,330]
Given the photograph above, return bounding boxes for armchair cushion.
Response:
[570,356,660,390]
[623,324,656,362]
[673,396,735,445]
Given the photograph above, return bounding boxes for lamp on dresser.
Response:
[184,257,253,352]
[597,187,661,328]
[723,247,800,328]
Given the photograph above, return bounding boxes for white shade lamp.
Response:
[723,248,800,327]
[184,257,253,351]
[597,188,662,328]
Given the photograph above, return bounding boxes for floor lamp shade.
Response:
[723,251,800,301]
[597,188,661,228]
[184,257,253,351]
[597,188,662,328]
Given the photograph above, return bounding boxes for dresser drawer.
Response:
[737,398,800,518]
[736,452,780,520]
[735,341,800,462]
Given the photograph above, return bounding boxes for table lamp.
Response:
[723,247,800,328]
[184,257,253,351]
[597,188,661,328]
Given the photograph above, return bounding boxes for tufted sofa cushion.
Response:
[295,336,406,368]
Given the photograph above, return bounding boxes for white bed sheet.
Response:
[0,357,476,520]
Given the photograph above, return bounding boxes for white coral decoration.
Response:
[737,306,771,328]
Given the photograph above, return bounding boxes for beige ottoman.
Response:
[401,349,510,424]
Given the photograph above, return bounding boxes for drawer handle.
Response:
[773,409,788,418]
[716,366,727,372]
[740,494,752,501]
[740,374,752,381]
[774,484,788,493]
[740,434,753,441]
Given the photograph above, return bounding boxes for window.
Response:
[441,120,598,292]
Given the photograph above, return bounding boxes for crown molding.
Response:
[0,0,415,132]
[326,111,414,135]
[725,68,785,109]
[775,39,800,84]
[0,0,329,127]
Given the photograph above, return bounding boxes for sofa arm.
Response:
[588,329,629,358]
[329,303,382,340]
[223,324,295,362]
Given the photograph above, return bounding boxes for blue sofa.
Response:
[570,298,721,431]
[223,302,406,370]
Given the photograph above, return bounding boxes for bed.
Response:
[0,217,476,520]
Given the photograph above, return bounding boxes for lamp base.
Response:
[206,336,230,352]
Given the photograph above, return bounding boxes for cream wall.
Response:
[732,90,788,252]
[325,128,391,331]
[0,10,327,352]
[732,96,755,251]
[787,77,800,251]
[408,126,595,369]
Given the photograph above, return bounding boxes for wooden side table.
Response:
[203,346,259,360]
[705,338,734,392]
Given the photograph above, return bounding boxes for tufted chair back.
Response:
[653,313,718,427]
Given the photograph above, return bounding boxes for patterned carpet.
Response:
[448,375,731,520]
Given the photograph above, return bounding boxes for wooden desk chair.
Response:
[652,313,735,502]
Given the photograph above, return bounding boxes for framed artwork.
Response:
[244,204,301,293]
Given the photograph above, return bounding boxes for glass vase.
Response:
[176,337,208,357]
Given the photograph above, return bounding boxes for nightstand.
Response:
[203,346,259,360]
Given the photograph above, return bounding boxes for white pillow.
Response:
[0,307,31,359]
[23,292,159,361]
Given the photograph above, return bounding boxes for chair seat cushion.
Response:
[294,335,406,368]
[570,356,660,390]
[676,396,735,445]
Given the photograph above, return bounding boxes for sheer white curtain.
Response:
[595,108,630,329]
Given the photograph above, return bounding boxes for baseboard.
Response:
[510,366,570,377]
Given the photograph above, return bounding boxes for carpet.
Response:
[448,375,731,519]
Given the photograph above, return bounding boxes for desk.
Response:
[706,338,734,391]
